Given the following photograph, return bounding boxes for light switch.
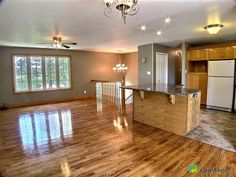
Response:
[147,71,151,75]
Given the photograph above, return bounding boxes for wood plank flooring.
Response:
[0,99,235,177]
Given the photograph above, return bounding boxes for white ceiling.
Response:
[0,0,236,53]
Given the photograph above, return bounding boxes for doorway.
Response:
[156,52,168,84]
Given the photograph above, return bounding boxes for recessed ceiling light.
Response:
[203,24,224,35]
[157,30,162,36]
[140,25,147,31]
[164,17,172,24]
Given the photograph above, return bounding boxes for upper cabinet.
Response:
[188,49,208,61]
[222,47,235,59]
[188,50,199,61]
[188,44,236,61]
[198,49,208,59]
[208,47,234,59]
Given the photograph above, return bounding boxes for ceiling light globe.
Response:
[164,17,172,24]
[157,30,162,36]
[204,24,223,35]
[141,25,146,31]
[56,43,61,48]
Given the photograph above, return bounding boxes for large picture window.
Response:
[13,55,71,93]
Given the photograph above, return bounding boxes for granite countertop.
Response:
[121,84,200,96]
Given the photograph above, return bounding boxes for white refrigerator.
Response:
[207,60,235,112]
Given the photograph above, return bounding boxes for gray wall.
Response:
[0,46,123,107]
[138,43,177,85]
[138,44,153,84]
[181,42,190,86]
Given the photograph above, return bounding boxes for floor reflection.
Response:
[61,160,71,177]
[19,109,73,152]
[113,116,128,131]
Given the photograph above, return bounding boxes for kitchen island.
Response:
[122,84,201,136]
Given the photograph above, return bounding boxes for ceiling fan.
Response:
[43,36,77,49]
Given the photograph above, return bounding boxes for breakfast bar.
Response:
[122,84,201,136]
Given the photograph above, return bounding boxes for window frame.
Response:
[12,54,72,94]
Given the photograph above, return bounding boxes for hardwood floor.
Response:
[0,99,235,177]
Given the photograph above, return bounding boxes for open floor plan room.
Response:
[0,0,236,176]
[0,100,236,177]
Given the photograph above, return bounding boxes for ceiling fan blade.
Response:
[62,44,70,49]
[63,42,77,45]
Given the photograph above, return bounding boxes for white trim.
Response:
[156,52,168,84]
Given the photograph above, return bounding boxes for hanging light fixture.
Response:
[113,51,128,72]
[104,0,139,24]
[204,24,224,35]
[52,36,62,48]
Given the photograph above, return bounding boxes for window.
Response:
[14,56,28,92]
[59,57,70,88]
[13,55,71,93]
[45,57,57,89]
[31,56,43,90]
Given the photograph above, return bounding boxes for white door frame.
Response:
[156,52,168,84]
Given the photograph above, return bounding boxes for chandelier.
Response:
[113,52,128,72]
[104,0,139,24]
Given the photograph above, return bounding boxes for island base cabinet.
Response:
[133,91,200,136]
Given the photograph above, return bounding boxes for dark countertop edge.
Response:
[120,87,200,96]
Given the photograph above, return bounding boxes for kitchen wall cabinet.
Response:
[198,49,208,60]
[188,49,208,61]
[208,47,234,59]
[188,44,236,61]
[222,47,234,59]
[188,50,199,60]
[208,48,222,59]
[234,48,236,58]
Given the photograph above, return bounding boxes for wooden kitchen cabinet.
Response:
[234,47,236,58]
[208,48,222,59]
[208,47,234,59]
[188,73,208,105]
[188,50,199,60]
[198,49,208,60]
[222,47,234,59]
[188,49,208,61]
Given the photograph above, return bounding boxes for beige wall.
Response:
[0,46,124,107]
[122,52,138,86]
